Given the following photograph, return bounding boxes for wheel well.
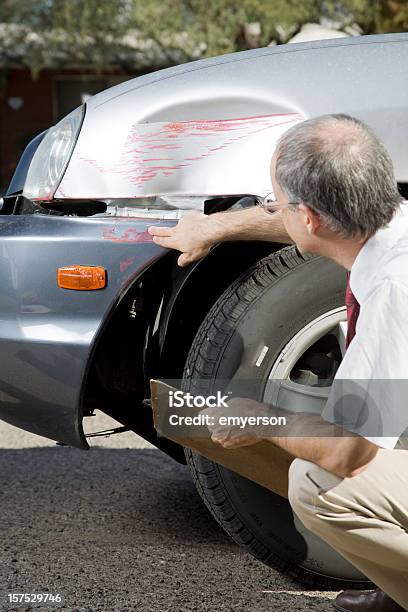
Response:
[154,240,282,379]
[82,240,284,459]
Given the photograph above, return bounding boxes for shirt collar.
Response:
[350,203,408,304]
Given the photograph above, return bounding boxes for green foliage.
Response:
[49,0,130,68]
[131,0,320,56]
[0,0,53,27]
[0,0,407,74]
[323,0,408,33]
[374,0,408,32]
[51,0,129,38]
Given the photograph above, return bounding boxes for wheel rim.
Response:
[264,306,347,414]
[263,306,367,581]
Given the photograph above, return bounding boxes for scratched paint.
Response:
[102,227,154,244]
[119,256,137,273]
[56,113,304,200]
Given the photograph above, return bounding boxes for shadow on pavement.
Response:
[0,447,335,611]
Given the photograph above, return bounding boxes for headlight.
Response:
[23,105,84,200]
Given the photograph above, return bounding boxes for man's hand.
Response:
[148,206,291,267]
[201,397,277,449]
[148,212,218,267]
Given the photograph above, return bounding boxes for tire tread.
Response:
[183,246,367,590]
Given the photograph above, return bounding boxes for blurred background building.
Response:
[0,0,407,192]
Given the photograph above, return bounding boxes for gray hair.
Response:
[275,114,403,238]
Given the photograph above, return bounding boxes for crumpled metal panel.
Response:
[56,113,303,200]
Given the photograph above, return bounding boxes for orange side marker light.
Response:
[58,266,107,290]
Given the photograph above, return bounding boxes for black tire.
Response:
[183,245,371,590]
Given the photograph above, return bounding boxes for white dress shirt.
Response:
[322,202,408,449]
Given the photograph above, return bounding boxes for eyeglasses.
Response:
[256,192,296,215]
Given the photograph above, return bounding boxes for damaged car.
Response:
[2,32,408,589]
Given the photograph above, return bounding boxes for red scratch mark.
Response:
[166,122,189,133]
[32,191,54,202]
[120,256,136,272]
[103,228,153,244]
[148,144,181,150]
[142,158,173,162]
[57,185,67,198]
[68,113,304,194]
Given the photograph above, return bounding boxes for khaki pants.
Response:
[288,449,408,609]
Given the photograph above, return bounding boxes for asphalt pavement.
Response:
[0,412,339,612]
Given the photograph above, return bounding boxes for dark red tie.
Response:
[345,274,360,349]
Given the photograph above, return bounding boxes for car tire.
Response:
[183,245,371,590]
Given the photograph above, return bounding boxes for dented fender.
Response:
[0,214,173,447]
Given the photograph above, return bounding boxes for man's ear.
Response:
[298,203,321,235]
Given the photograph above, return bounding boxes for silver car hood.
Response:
[56,113,303,199]
[56,34,408,201]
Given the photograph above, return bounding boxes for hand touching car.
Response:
[148,207,291,267]
[148,212,219,267]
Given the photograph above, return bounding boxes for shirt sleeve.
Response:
[321,280,408,449]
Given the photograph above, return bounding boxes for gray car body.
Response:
[1,33,408,449]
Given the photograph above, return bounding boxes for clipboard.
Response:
[150,379,293,498]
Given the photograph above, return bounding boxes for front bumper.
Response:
[0,213,171,447]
